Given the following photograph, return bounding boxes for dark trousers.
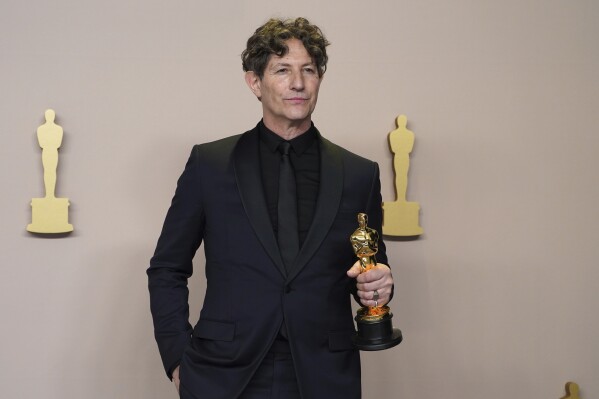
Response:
[239,339,301,399]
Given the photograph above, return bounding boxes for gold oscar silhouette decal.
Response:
[382,115,423,236]
[560,382,580,399]
[27,109,73,234]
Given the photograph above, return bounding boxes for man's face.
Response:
[246,38,323,134]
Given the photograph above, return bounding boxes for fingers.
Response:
[172,366,180,393]
[356,264,392,288]
[356,267,385,283]
[354,264,393,307]
[356,287,390,307]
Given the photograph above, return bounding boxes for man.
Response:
[147,17,394,399]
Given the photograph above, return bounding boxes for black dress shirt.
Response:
[259,121,320,247]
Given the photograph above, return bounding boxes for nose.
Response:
[290,70,305,91]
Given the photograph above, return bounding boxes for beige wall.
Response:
[1,1,598,398]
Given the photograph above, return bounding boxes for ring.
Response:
[373,290,379,301]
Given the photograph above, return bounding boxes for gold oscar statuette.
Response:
[350,213,402,350]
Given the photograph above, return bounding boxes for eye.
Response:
[276,68,288,74]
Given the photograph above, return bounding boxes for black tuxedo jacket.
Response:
[148,124,388,399]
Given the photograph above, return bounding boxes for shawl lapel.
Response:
[233,127,287,278]
[286,134,343,282]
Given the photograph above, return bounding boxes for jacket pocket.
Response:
[192,319,235,341]
[189,319,238,364]
[328,331,355,352]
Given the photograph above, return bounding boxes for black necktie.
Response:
[277,142,300,272]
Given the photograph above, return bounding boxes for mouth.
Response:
[285,97,309,103]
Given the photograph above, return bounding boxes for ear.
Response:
[245,71,262,100]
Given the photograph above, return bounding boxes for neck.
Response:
[262,118,312,140]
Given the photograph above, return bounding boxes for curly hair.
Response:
[242,17,330,78]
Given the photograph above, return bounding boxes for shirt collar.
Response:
[259,120,317,156]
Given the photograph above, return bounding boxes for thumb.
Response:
[346,261,362,278]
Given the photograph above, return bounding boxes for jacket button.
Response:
[285,285,292,293]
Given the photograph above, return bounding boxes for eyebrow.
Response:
[269,61,316,69]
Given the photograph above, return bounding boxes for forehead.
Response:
[267,39,314,66]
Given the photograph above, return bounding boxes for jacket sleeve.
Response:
[366,162,388,266]
[368,162,394,302]
[147,146,205,379]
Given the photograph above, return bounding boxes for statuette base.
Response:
[353,307,403,351]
